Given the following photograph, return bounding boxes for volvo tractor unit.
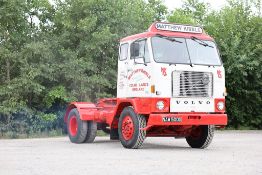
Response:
[64,22,228,149]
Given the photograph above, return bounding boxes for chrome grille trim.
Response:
[172,71,213,97]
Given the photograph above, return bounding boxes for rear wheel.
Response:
[118,107,146,149]
[67,108,88,143]
[186,125,215,149]
[84,121,97,143]
[67,108,97,143]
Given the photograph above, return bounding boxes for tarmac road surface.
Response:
[0,130,261,175]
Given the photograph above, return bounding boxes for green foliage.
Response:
[0,0,167,136]
[168,0,209,25]
[147,0,168,21]
[167,9,197,25]
[44,86,73,108]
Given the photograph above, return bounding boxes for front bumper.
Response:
[147,113,227,126]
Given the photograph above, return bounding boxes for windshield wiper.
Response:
[155,34,183,43]
[191,36,214,48]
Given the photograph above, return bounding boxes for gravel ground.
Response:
[0,130,261,175]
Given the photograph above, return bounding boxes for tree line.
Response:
[0,0,261,137]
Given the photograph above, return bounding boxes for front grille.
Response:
[172,71,213,97]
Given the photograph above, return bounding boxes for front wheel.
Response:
[186,125,215,149]
[118,107,146,149]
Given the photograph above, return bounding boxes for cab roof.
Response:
[120,22,213,43]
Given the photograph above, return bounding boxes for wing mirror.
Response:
[130,39,147,66]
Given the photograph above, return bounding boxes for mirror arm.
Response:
[143,40,147,65]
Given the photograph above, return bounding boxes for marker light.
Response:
[217,101,225,111]
[156,101,165,110]
[151,85,155,93]
[223,87,228,96]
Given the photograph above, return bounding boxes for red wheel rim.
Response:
[69,115,78,136]
[121,115,134,140]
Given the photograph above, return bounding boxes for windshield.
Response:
[151,36,221,66]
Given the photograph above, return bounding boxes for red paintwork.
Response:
[64,97,228,137]
[147,113,227,126]
[69,115,77,136]
[64,102,97,122]
[217,70,222,78]
[64,98,170,123]
[120,22,213,43]
[121,115,134,140]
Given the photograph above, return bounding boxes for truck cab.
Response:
[118,22,225,113]
[64,22,227,149]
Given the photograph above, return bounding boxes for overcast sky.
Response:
[164,0,228,11]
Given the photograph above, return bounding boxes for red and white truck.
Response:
[64,22,228,149]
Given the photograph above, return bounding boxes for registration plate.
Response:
[162,116,182,122]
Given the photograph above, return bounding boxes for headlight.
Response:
[156,101,165,110]
[217,101,224,111]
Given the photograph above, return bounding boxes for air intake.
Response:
[172,71,213,97]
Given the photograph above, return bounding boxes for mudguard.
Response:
[64,102,97,123]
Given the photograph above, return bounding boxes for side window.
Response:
[131,39,150,63]
[119,43,129,61]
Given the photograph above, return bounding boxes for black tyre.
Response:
[110,128,119,140]
[84,121,97,143]
[63,122,68,134]
[118,107,146,149]
[67,108,88,143]
[186,125,215,149]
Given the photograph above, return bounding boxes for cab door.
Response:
[117,43,129,98]
[125,39,152,98]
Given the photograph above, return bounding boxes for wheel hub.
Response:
[122,116,134,140]
[69,115,78,136]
